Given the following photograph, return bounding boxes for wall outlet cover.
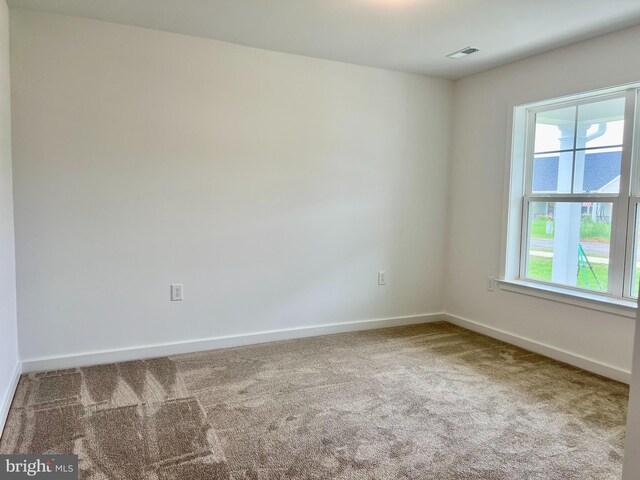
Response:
[171,284,183,301]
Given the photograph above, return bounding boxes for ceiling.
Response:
[7,0,640,79]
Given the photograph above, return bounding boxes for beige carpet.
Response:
[0,321,628,479]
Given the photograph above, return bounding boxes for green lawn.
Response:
[528,256,609,292]
[531,217,611,242]
[528,255,640,295]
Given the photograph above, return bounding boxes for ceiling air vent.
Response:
[446,47,479,59]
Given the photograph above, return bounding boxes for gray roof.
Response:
[532,151,621,192]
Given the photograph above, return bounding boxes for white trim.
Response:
[504,83,640,301]
[497,278,637,317]
[624,90,640,297]
[626,198,640,297]
[21,313,444,373]
[526,194,618,201]
[15,311,632,388]
[0,362,22,437]
[501,103,527,282]
[443,313,631,384]
[609,89,636,297]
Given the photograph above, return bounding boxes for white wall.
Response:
[10,8,637,383]
[9,10,452,364]
[445,26,640,378]
[0,0,19,433]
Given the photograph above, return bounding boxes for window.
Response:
[504,85,640,306]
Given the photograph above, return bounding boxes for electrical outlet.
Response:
[486,276,495,292]
[378,271,386,286]
[171,284,183,301]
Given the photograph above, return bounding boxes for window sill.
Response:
[497,279,637,318]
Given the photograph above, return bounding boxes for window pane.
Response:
[532,152,573,194]
[577,97,625,149]
[534,106,575,153]
[526,201,612,292]
[573,147,622,194]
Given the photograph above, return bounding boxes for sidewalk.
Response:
[530,250,610,264]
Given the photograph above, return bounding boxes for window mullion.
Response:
[570,106,579,194]
[609,89,635,297]
[519,199,530,279]
[623,199,638,297]
[523,110,537,197]
[526,194,618,202]
[622,90,640,297]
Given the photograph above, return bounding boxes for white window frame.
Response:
[500,83,640,317]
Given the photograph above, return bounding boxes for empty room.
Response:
[2,0,640,478]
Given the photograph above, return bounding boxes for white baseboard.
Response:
[0,362,22,437]
[16,311,630,384]
[443,313,631,384]
[21,313,445,373]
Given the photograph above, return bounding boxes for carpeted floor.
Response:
[0,321,629,479]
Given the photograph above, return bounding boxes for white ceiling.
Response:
[7,0,640,79]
